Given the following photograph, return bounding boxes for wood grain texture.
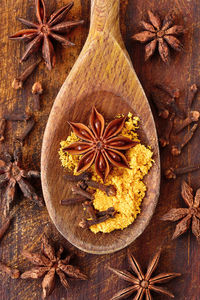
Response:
[41,0,160,254]
[0,0,199,299]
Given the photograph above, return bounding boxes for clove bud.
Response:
[86,180,116,196]
[61,196,88,206]
[64,172,92,182]
[187,84,198,110]
[165,164,200,179]
[12,59,41,90]
[15,117,35,145]
[159,113,175,147]
[71,186,94,200]
[174,111,199,134]
[32,82,43,111]
[171,123,198,156]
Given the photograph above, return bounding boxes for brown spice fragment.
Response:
[0,149,44,216]
[174,111,199,134]
[86,180,116,196]
[155,83,183,118]
[171,123,198,156]
[0,119,6,142]
[161,181,200,242]
[71,185,94,200]
[21,234,87,299]
[82,201,97,221]
[151,91,169,119]
[12,60,41,90]
[79,214,113,229]
[165,164,200,179]
[15,117,35,144]
[159,113,175,147]
[187,84,198,111]
[61,196,88,206]
[64,172,92,182]
[79,206,116,229]
[32,82,43,111]
[109,248,181,299]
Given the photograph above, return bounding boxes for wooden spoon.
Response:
[41,0,160,254]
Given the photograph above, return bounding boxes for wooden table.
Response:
[0,0,199,299]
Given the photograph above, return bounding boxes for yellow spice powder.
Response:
[59,113,153,234]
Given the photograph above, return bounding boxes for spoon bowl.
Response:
[41,0,160,254]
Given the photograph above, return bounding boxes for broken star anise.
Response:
[9,0,84,70]
[64,107,137,181]
[132,11,184,63]
[161,181,200,242]
[21,234,87,299]
[0,149,44,216]
[109,248,181,300]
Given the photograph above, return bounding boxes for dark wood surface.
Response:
[0,0,199,299]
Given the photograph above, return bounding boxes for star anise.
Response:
[21,234,87,299]
[0,217,20,279]
[132,11,184,63]
[109,248,181,300]
[161,181,200,242]
[63,107,137,181]
[0,149,44,216]
[9,0,84,70]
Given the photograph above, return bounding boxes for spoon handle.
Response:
[90,0,120,36]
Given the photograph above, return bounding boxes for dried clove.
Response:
[71,186,94,200]
[12,59,41,90]
[0,119,6,142]
[174,111,199,134]
[165,164,200,179]
[155,84,183,118]
[159,113,175,147]
[0,262,20,279]
[187,84,198,111]
[96,207,116,218]
[61,196,88,206]
[155,84,180,99]
[171,123,198,156]
[32,82,43,111]
[4,112,31,121]
[86,180,116,197]
[15,117,35,144]
[79,215,114,229]
[82,201,97,221]
[79,205,116,228]
[151,91,169,119]
[64,172,92,182]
